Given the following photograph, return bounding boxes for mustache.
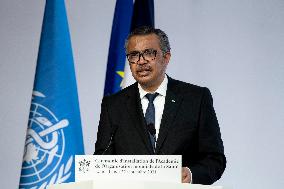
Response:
[136,64,152,72]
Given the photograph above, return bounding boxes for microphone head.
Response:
[148,123,156,135]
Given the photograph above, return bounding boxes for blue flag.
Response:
[19,0,84,188]
[104,0,154,96]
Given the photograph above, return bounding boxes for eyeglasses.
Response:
[126,49,157,64]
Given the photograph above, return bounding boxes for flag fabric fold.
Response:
[19,0,84,188]
[130,0,155,30]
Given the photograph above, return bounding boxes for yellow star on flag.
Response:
[116,71,124,87]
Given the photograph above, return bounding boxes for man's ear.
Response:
[164,52,171,64]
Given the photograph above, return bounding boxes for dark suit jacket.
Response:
[94,77,226,184]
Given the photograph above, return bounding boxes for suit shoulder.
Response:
[169,78,209,95]
[103,82,137,101]
[169,78,215,108]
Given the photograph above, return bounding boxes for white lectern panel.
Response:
[48,180,223,189]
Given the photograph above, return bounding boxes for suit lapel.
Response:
[125,83,154,154]
[156,78,183,154]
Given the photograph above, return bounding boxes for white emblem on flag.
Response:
[20,91,73,189]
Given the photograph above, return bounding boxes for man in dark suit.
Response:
[95,26,226,184]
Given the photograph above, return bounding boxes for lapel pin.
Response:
[171,99,175,103]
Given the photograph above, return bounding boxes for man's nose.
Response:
[137,53,147,65]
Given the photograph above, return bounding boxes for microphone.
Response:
[147,123,156,136]
[147,123,156,153]
[102,125,118,155]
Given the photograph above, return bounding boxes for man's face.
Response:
[126,34,171,91]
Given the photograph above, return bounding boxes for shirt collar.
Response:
[138,75,168,99]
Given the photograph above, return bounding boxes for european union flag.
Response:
[104,0,155,96]
[19,0,84,188]
[103,0,133,96]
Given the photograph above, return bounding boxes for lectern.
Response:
[48,155,223,189]
[48,180,223,189]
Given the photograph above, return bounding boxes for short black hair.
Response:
[125,26,171,55]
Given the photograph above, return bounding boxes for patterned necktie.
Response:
[145,93,159,152]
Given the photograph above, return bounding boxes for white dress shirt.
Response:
[138,76,168,139]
